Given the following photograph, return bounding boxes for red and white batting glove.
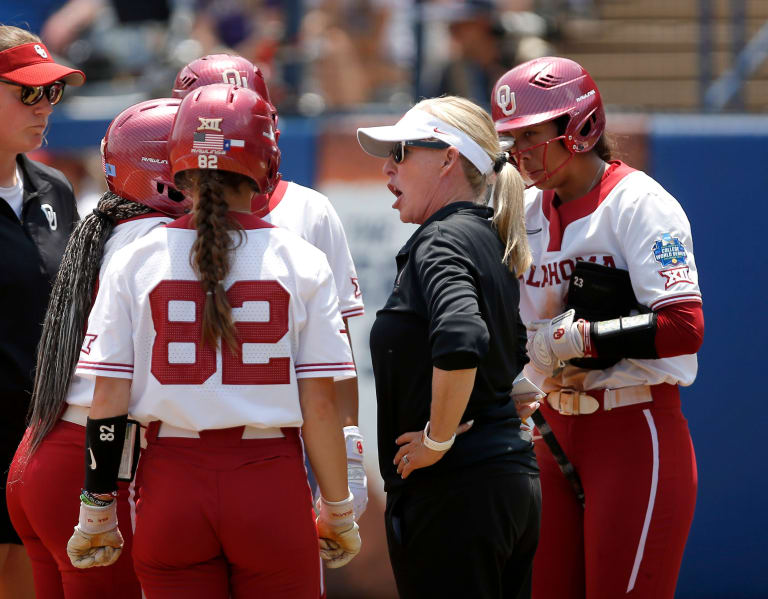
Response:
[316,493,361,569]
[527,309,592,376]
[67,500,124,569]
[343,426,368,519]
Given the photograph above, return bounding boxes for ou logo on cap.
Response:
[34,44,48,59]
[496,84,516,116]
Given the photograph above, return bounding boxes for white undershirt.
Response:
[0,167,24,219]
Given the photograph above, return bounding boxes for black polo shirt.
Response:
[369,201,537,492]
[0,154,79,408]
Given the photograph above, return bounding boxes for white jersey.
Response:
[75,212,355,431]
[67,214,172,408]
[519,161,702,391]
[259,180,364,320]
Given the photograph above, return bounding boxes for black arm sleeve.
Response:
[590,313,659,360]
[414,227,489,370]
[84,415,128,493]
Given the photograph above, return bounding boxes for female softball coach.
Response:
[358,95,540,599]
[0,24,83,598]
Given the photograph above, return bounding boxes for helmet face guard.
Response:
[172,53,278,133]
[169,84,281,195]
[102,98,191,217]
[492,56,605,187]
[503,134,575,189]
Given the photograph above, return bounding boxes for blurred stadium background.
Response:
[2,0,766,596]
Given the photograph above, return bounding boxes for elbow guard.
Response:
[590,313,659,360]
[84,415,128,494]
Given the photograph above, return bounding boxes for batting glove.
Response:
[343,426,368,519]
[527,309,591,375]
[316,493,361,568]
[67,501,124,569]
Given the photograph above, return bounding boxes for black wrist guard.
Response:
[590,313,659,360]
[84,415,128,494]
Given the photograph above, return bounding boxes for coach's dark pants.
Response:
[385,464,541,599]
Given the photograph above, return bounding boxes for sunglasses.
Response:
[390,139,450,164]
[0,80,66,106]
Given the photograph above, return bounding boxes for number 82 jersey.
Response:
[76,212,355,431]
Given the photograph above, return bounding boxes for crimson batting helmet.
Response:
[491,56,605,154]
[102,98,191,217]
[172,53,278,127]
[169,84,281,195]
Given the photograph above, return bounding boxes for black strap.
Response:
[531,410,585,508]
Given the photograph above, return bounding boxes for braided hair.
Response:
[177,170,251,351]
[23,192,153,461]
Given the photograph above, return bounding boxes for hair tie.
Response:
[493,152,508,174]
[91,208,116,225]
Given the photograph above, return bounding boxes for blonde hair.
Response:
[0,25,41,52]
[414,96,532,275]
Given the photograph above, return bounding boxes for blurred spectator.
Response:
[300,0,410,111]
[420,0,552,108]
[187,0,288,104]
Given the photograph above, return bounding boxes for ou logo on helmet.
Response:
[34,44,48,59]
[496,85,516,116]
[221,69,248,88]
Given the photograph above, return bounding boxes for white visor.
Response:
[357,108,493,175]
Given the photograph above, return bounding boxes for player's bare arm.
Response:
[334,318,358,427]
[299,377,361,568]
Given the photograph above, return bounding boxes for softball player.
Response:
[491,57,703,599]
[6,98,189,598]
[67,84,361,599]
[172,54,367,519]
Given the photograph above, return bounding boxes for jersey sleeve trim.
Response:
[295,361,356,374]
[296,367,356,379]
[341,307,365,319]
[75,360,134,377]
[650,293,702,310]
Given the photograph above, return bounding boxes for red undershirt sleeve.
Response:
[654,301,704,358]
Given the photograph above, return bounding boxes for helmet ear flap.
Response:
[566,105,605,154]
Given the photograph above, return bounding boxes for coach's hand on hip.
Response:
[394,420,473,479]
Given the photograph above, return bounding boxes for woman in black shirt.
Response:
[0,24,84,597]
[358,95,540,599]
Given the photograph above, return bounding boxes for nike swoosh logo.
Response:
[89,447,97,470]
[433,127,448,135]
[526,228,542,234]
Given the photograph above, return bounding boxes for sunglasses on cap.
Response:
[390,139,450,164]
[0,79,66,106]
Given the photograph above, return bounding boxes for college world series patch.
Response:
[653,233,692,289]
[652,233,687,266]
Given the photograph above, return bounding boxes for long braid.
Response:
[22,192,153,462]
[189,171,242,351]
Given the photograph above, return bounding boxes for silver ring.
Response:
[402,455,409,466]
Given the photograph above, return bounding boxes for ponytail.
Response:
[182,170,249,351]
[24,192,152,462]
[492,163,532,275]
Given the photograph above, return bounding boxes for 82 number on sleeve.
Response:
[198,154,218,169]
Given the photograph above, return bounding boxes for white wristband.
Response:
[77,501,117,535]
[318,492,355,530]
[422,421,455,452]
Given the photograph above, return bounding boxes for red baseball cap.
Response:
[0,42,85,86]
